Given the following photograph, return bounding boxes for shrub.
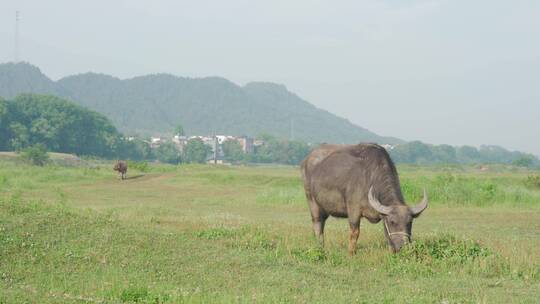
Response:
[20,144,49,166]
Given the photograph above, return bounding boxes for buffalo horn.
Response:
[368,186,392,215]
[410,189,428,216]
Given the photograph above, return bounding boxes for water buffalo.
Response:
[301,143,428,254]
[113,160,128,180]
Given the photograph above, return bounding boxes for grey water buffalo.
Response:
[301,143,428,254]
[113,160,128,180]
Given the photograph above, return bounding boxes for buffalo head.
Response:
[368,187,428,252]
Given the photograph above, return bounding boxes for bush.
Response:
[20,144,49,166]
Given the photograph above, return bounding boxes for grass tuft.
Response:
[400,234,492,263]
[291,247,327,263]
[195,227,237,240]
[525,175,540,189]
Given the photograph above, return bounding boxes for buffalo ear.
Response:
[368,187,392,215]
[410,189,428,217]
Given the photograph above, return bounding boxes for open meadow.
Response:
[1,156,540,303]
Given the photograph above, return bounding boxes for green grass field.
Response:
[1,158,540,303]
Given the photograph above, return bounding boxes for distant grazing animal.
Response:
[113,160,128,180]
[301,143,428,254]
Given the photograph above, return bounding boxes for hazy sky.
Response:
[1,0,539,155]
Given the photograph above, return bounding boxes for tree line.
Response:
[221,134,311,165]
[1,94,537,167]
[389,141,539,168]
[0,94,309,165]
[154,133,310,165]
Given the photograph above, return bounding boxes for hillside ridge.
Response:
[0,62,402,144]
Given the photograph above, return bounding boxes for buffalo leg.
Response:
[309,199,328,247]
[348,219,360,256]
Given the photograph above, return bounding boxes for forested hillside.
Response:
[0,62,401,144]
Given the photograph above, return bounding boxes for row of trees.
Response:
[223,138,539,167]
[222,135,311,165]
[154,136,310,165]
[153,139,212,164]
[2,94,537,167]
[389,141,539,167]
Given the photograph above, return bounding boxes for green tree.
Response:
[222,139,244,162]
[456,145,481,164]
[155,142,181,164]
[478,145,524,164]
[184,138,211,163]
[285,140,311,165]
[9,122,30,151]
[432,144,457,163]
[0,98,11,151]
[20,143,49,166]
[250,135,310,165]
[174,124,185,136]
[1,94,122,157]
[390,141,433,164]
[513,156,534,168]
[116,138,154,160]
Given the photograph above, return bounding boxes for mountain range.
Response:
[0,62,401,144]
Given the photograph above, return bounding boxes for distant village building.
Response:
[236,136,254,153]
[150,136,163,148]
[172,135,189,152]
[215,135,234,144]
[188,135,216,147]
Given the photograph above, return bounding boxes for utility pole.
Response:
[14,11,20,62]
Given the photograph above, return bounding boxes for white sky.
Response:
[1,0,539,155]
